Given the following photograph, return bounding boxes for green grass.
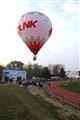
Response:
[60,82,80,94]
[0,84,61,120]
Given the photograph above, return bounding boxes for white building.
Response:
[66,70,79,79]
[3,69,27,83]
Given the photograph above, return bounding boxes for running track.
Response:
[44,81,80,108]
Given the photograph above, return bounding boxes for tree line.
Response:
[0,61,66,80]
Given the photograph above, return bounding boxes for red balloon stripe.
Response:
[27,41,43,55]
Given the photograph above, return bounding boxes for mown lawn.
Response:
[0,84,60,120]
[60,82,80,94]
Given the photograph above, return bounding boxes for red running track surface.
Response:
[44,81,80,107]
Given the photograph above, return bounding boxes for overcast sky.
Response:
[0,0,79,71]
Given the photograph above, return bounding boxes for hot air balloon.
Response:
[17,11,52,60]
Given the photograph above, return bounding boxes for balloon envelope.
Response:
[17,11,52,59]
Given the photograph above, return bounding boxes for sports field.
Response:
[44,80,80,108]
[60,81,80,94]
[0,83,80,120]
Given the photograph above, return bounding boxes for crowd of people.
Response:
[19,79,43,89]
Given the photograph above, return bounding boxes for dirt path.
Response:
[27,85,62,107]
[27,85,80,119]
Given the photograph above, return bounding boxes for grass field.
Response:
[60,81,80,94]
[0,83,80,120]
[0,84,61,120]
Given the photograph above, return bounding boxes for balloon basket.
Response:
[33,56,36,61]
